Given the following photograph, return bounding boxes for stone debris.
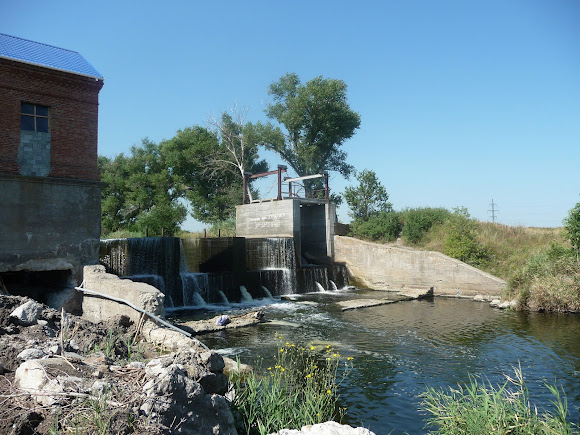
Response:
[0,294,238,434]
[9,300,44,326]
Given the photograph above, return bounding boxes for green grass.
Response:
[229,336,352,435]
[420,365,578,434]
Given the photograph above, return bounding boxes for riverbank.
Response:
[0,294,237,434]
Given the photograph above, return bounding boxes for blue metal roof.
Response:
[0,33,103,80]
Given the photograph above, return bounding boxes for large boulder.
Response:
[271,421,376,435]
[10,300,43,326]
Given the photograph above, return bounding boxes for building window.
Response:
[21,103,50,133]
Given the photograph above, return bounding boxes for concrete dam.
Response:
[99,236,349,308]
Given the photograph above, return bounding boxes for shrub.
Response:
[443,207,489,267]
[563,202,580,255]
[420,365,577,434]
[400,207,451,245]
[349,211,402,241]
[229,337,352,435]
[508,243,580,312]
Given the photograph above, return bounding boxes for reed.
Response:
[420,365,577,434]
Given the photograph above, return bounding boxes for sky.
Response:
[3,0,579,230]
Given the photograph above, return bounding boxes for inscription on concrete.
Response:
[248,213,288,229]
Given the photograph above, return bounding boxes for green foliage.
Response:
[160,125,241,224]
[563,201,580,254]
[420,365,577,434]
[400,207,451,245]
[230,337,352,435]
[349,211,402,242]
[443,207,489,266]
[344,169,392,221]
[264,73,360,193]
[508,243,580,312]
[99,138,186,237]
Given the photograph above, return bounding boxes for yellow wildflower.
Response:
[326,389,332,394]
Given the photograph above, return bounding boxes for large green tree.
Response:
[344,169,392,221]
[99,138,186,236]
[263,73,360,194]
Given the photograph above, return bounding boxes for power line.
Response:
[488,199,498,223]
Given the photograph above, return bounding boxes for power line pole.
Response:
[488,199,498,223]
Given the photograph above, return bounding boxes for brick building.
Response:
[0,33,104,310]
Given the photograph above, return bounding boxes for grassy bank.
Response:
[348,207,580,312]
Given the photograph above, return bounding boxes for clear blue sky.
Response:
[4,0,579,229]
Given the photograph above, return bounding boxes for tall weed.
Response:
[229,337,352,435]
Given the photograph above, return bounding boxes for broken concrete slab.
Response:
[338,287,433,311]
[338,299,396,311]
[179,311,266,335]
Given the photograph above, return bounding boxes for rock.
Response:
[510,300,517,309]
[141,363,205,418]
[270,421,376,435]
[126,361,146,369]
[397,286,434,300]
[37,319,48,327]
[499,301,511,309]
[490,299,501,307]
[8,411,43,435]
[91,380,111,396]
[15,358,88,406]
[222,356,252,377]
[10,301,44,326]
[17,348,47,361]
[474,294,484,302]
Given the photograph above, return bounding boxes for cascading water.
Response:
[100,236,349,308]
[218,291,229,304]
[315,282,326,292]
[261,286,273,299]
[240,286,253,302]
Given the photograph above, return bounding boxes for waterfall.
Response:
[191,292,207,307]
[261,286,273,299]
[329,280,338,291]
[181,272,209,306]
[218,290,230,304]
[240,286,253,302]
[315,282,326,292]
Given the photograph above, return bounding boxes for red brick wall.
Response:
[0,58,104,181]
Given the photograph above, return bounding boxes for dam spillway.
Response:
[99,236,349,308]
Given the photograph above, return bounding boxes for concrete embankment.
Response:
[334,236,505,297]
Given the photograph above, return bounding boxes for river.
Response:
[170,290,580,434]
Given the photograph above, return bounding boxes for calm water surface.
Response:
[171,291,580,434]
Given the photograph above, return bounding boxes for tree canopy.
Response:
[99,139,186,236]
[344,169,392,221]
[263,73,360,191]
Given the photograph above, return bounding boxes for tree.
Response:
[99,138,186,236]
[263,73,360,194]
[344,169,392,221]
[160,111,267,225]
[563,201,580,254]
[443,207,488,266]
[206,108,268,203]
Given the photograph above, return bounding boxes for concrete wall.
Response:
[82,265,165,325]
[334,236,505,297]
[0,175,101,280]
